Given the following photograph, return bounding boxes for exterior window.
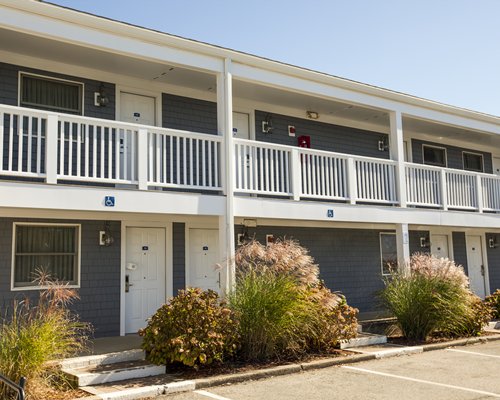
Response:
[13,224,80,288]
[463,152,483,172]
[20,73,83,115]
[423,145,446,167]
[380,232,397,275]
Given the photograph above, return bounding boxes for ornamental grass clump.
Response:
[140,288,239,368]
[380,253,491,342]
[230,240,358,361]
[0,271,90,400]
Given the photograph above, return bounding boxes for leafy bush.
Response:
[140,288,239,368]
[230,240,358,361]
[380,254,489,342]
[0,272,90,399]
[484,289,500,319]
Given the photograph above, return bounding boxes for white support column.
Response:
[45,114,58,184]
[476,174,484,213]
[440,169,448,210]
[290,148,301,201]
[217,58,235,294]
[389,111,407,208]
[347,157,357,204]
[396,223,411,274]
[137,128,148,190]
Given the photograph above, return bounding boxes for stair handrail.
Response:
[0,374,26,400]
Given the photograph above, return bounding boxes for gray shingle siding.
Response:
[172,222,186,295]
[486,233,500,292]
[0,62,115,120]
[255,110,389,159]
[452,232,469,275]
[411,139,492,173]
[162,93,218,134]
[410,230,430,255]
[0,218,121,337]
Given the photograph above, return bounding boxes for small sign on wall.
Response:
[327,209,334,218]
[104,196,115,207]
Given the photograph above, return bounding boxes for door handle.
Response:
[480,265,485,276]
[217,272,221,289]
[125,274,134,293]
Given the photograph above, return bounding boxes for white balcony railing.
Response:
[233,139,398,204]
[0,104,222,192]
[3,104,500,214]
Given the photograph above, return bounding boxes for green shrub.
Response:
[380,254,487,342]
[140,288,239,368]
[0,273,90,399]
[230,240,358,360]
[484,289,500,319]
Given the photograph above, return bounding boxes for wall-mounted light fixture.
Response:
[378,136,389,151]
[266,234,275,246]
[94,83,110,107]
[99,221,114,246]
[261,114,273,134]
[420,235,430,248]
[489,236,498,248]
[306,110,319,120]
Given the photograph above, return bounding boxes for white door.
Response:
[431,234,449,258]
[125,227,166,333]
[466,235,487,298]
[233,112,250,140]
[493,156,500,176]
[189,229,220,292]
[120,92,156,125]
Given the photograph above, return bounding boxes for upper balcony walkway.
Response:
[2,104,500,215]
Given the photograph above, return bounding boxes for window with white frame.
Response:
[19,73,83,115]
[13,224,80,288]
[463,152,484,172]
[380,232,397,275]
[423,145,447,167]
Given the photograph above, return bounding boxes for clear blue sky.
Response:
[48,0,500,116]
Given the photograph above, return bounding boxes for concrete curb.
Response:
[421,332,500,352]
[79,333,500,400]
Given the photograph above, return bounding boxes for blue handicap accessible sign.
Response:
[104,196,115,207]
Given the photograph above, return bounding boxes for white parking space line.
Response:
[194,389,234,400]
[446,348,500,359]
[343,366,500,398]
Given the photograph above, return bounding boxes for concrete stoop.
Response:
[60,349,165,388]
[341,332,387,349]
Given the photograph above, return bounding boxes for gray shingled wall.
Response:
[172,222,186,295]
[255,110,390,158]
[452,232,469,275]
[411,138,492,173]
[0,218,121,337]
[162,93,218,135]
[486,233,500,292]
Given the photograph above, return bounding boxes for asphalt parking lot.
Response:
[161,340,500,400]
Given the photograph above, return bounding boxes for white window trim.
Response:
[462,151,484,173]
[18,71,85,115]
[422,144,447,167]
[11,222,82,291]
[380,231,397,276]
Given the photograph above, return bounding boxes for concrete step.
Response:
[341,332,387,349]
[59,349,145,370]
[63,359,165,387]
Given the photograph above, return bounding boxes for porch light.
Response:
[378,136,389,151]
[489,237,498,248]
[94,83,110,107]
[420,236,430,248]
[262,114,273,134]
[99,221,114,246]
